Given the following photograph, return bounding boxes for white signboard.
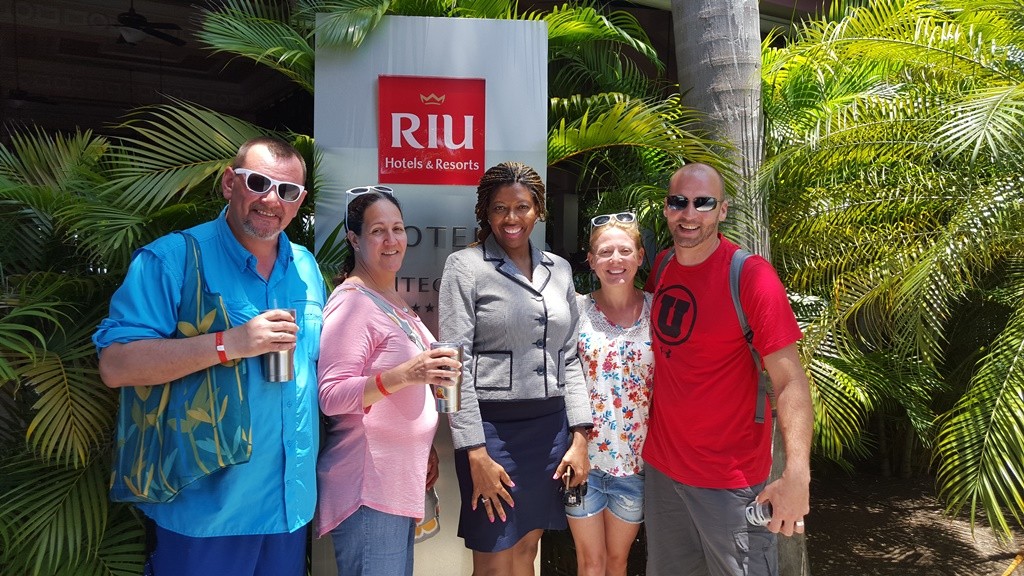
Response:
[315,15,548,336]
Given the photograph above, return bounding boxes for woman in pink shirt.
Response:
[316,187,460,576]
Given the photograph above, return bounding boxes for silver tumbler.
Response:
[429,342,462,413]
[262,308,296,382]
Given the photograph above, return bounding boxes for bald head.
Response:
[669,163,725,199]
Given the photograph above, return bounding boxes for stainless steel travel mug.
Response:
[429,342,462,413]
[262,308,296,382]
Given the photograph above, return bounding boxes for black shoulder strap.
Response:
[729,249,768,424]
[652,248,673,291]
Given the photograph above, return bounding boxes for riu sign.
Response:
[377,75,486,185]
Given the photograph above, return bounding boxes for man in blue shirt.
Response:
[94,137,326,575]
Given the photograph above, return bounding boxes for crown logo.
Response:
[420,93,446,105]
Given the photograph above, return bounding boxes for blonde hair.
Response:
[588,220,642,253]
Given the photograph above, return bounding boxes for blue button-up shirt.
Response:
[93,211,325,536]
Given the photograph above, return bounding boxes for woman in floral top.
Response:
[566,212,654,576]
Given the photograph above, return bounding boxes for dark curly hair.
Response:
[473,162,547,244]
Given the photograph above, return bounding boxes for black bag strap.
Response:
[729,249,769,424]
[653,247,768,423]
[652,248,672,291]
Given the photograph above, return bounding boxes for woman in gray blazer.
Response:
[439,162,593,574]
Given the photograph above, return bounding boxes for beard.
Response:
[242,218,282,241]
[669,222,717,249]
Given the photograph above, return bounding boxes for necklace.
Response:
[593,290,643,329]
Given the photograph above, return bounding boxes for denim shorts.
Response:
[565,468,645,524]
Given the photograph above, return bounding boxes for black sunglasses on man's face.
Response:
[666,195,719,212]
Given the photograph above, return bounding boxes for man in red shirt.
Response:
[643,163,813,576]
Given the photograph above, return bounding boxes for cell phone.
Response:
[560,467,588,507]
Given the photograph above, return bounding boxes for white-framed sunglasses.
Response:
[232,168,305,202]
[344,185,397,230]
[590,211,637,228]
[345,185,395,199]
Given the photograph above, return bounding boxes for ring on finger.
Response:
[795,520,805,527]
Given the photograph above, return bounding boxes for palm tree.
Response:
[670,0,767,255]
[762,0,1024,539]
[0,1,730,574]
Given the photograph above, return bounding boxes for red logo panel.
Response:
[378,75,485,185]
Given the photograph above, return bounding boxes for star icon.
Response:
[425,303,435,313]
[412,303,421,313]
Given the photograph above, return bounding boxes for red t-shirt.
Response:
[642,236,802,489]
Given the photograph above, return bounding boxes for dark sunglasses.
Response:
[232,168,304,202]
[590,211,637,228]
[666,195,719,212]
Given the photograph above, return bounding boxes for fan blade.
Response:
[143,26,186,46]
[117,13,145,28]
[143,22,181,30]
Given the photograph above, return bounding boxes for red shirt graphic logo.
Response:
[378,75,485,185]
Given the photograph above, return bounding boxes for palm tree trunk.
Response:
[671,2,807,575]
[670,0,768,257]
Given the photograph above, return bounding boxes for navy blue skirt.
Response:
[454,397,569,552]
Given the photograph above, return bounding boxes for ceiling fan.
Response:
[116,0,186,46]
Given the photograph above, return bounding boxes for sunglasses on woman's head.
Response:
[346,185,395,198]
[232,168,305,202]
[666,195,719,212]
[590,211,637,228]
[344,185,397,231]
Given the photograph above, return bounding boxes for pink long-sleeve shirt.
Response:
[315,284,438,537]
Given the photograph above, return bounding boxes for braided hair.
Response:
[472,162,547,244]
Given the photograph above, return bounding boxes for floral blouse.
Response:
[576,292,654,477]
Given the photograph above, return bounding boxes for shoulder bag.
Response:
[109,232,252,503]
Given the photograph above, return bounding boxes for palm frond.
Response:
[105,100,263,213]
[532,3,663,74]
[938,84,1024,163]
[197,1,314,91]
[935,300,1024,538]
[301,0,393,48]
[74,505,146,576]
[0,453,109,575]
[0,292,66,383]
[548,94,720,170]
[453,0,516,19]
[550,41,659,98]
[18,334,116,467]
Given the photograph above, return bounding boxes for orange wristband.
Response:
[215,331,228,363]
[375,373,390,397]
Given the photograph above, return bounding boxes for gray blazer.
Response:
[438,236,592,450]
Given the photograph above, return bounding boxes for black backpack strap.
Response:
[730,249,768,424]
[652,248,673,291]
